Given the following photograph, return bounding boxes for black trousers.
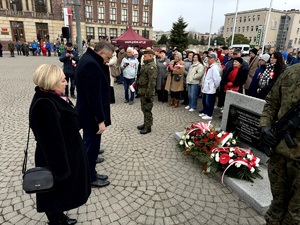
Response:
[65,75,75,96]
[46,211,65,224]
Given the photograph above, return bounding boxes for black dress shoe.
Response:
[63,215,77,225]
[98,150,104,155]
[91,178,110,188]
[96,174,108,180]
[135,94,140,98]
[95,157,105,163]
[140,127,151,134]
[137,124,145,130]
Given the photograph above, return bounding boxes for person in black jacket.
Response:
[75,41,114,188]
[257,51,286,99]
[30,64,91,225]
[59,42,79,98]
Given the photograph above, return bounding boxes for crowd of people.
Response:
[25,38,300,225]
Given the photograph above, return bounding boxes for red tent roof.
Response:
[111,27,152,48]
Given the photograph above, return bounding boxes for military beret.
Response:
[143,49,155,55]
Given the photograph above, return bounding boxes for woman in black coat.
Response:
[29,64,91,225]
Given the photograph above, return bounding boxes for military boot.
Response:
[137,124,145,130]
[140,127,151,134]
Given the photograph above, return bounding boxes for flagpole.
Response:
[231,0,239,46]
[261,0,273,54]
[207,0,215,48]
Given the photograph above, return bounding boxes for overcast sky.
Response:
[152,0,299,33]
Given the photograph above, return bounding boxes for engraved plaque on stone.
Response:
[226,104,261,148]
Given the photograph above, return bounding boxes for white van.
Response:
[229,44,250,56]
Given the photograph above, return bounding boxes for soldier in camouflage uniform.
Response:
[260,63,300,225]
[137,49,157,134]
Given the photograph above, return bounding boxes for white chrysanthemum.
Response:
[226,142,231,146]
[186,134,190,139]
[247,154,253,160]
[210,153,215,158]
[229,152,234,157]
[188,141,193,146]
[181,135,186,139]
[250,167,255,173]
[179,140,184,145]
[230,147,235,152]
[235,162,241,168]
[231,140,236,145]
[215,153,220,162]
[217,133,223,138]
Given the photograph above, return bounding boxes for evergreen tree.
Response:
[169,16,189,51]
[157,34,169,45]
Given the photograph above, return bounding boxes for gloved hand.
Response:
[260,126,279,148]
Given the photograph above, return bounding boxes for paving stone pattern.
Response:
[0,55,266,225]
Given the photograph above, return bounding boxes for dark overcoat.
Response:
[75,47,111,133]
[29,87,91,212]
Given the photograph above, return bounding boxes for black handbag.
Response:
[22,99,55,194]
[174,74,181,81]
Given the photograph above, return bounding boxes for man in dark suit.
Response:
[75,41,114,187]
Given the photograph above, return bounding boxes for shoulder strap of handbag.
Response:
[22,98,58,174]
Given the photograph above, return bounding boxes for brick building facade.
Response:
[0,0,153,49]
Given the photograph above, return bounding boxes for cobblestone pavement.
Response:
[0,55,266,225]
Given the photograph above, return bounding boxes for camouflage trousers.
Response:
[140,96,153,128]
[265,152,300,225]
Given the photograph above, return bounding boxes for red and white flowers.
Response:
[178,121,262,183]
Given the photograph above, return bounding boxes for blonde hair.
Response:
[33,64,65,90]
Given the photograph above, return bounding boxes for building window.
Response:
[251,26,253,31]
[254,36,256,42]
[295,38,297,44]
[121,28,126,34]
[98,7,104,20]
[239,17,242,22]
[98,27,106,38]
[230,27,233,32]
[143,11,148,23]
[253,15,255,21]
[109,28,117,38]
[228,18,230,24]
[246,26,249,32]
[298,39,300,44]
[132,0,138,4]
[85,5,92,19]
[143,0,148,5]
[227,28,229,32]
[86,27,94,39]
[258,15,260,21]
[35,0,47,13]
[238,27,240,32]
[297,28,299,34]
[248,16,251,21]
[121,9,127,21]
[255,25,258,31]
[110,0,116,2]
[135,29,139,34]
[10,0,22,11]
[231,18,234,23]
[133,10,138,22]
[242,27,245,32]
[110,8,116,20]
[249,37,252,42]
[121,0,127,3]
[244,16,246,22]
